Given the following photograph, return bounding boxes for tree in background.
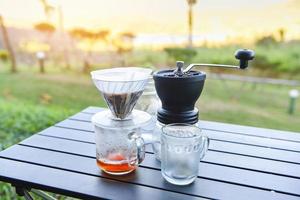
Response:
[0,49,9,62]
[164,47,197,63]
[34,22,56,73]
[70,28,109,55]
[37,1,70,69]
[69,28,110,73]
[0,15,17,73]
[39,0,55,21]
[278,28,286,42]
[186,0,197,48]
[34,22,56,34]
[112,32,135,66]
[256,35,277,46]
[34,22,56,47]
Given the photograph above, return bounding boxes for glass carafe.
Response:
[135,77,160,117]
[135,77,161,144]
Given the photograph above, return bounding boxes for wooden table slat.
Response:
[43,123,300,157]
[81,106,300,142]
[1,106,299,200]
[13,134,300,194]
[21,134,300,178]
[1,145,300,199]
[52,120,300,165]
[70,112,300,153]
[0,158,206,200]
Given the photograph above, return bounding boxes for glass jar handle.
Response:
[199,136,210,160]
[128,132,146,164]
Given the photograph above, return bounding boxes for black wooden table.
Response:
[1,107,300,200]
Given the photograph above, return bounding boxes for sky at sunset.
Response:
[1,0,300,42]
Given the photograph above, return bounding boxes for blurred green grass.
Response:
[0,72,299,143]
[199,79,300,131]
[0,72,106,199]
[138,43,300,79]
[0,68,300,198]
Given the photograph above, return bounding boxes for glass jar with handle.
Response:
[92,109,151,175]
[161,123,209,185]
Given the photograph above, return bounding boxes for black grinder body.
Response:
[153,70,206,125]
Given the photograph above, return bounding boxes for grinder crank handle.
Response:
[179,49,255,74]
[235,49,255,69]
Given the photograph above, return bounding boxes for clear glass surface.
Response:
[92,109,151,175]
[94,124,141,175]
[161,123,209,185]
[135,78,160,117]
[91,67,152,119]
[92,109,151,129]
[152,121,199,161]
[135,78,161,144]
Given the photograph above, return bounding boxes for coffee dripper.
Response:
[91,67,152,175]
[152,49,255,160]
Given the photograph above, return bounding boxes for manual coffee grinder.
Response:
[152,49,255,160]
[90,67,152,175]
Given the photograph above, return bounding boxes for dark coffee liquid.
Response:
[103,90,143,119]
